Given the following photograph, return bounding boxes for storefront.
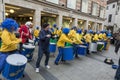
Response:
[62,16,75,28]
[41,12,58,28]
[5,4,34,25]
[78,19,86,29]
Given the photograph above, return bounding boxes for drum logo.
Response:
[9,68,24,77]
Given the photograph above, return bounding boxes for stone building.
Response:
[0,0,106,31]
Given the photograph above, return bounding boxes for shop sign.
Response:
[43,8,58,14]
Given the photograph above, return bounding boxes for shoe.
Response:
[35,68,39,73]
[45,65,50,69]
[54,62,59,65]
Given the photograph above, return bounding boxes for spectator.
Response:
[36,23,51,72]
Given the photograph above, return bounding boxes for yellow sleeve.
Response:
[61,34,73,44]
[1,32,21,46]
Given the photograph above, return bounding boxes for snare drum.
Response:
[63,46,74,60]
[2,54,27,80]
[22,43,35,61]
[49,43,56,53]
[89,42,97,53]
[77,45,87,56]
[97,42,104,51]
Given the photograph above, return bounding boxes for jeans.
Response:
[115,40,120,53]
[73,44,78,57]
[55,47,63,63]
[115,58,120,80]
[34,37,39,45]
[36,47,50,68]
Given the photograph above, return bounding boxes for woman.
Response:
[0,18,21,73]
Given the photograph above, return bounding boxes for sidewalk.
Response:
[0,45,119,80]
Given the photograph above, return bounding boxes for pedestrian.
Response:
[114,29,120,80]
[0,18,21,73]
[36,23,51,72]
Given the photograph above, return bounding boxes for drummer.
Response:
[0,18,21,73]
[84,30,93,54]
[54,28,74,65]
[68,28,83,58]
[19,21,33,53]
[93,32,99,42]
[34,26,40,45]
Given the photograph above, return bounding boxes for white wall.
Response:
[105,2,117,26]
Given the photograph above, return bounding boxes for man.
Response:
[36,23,51,72]
[34,26,40,45]
[114,29,120,80]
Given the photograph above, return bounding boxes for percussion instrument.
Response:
[89,42,97,53]
[2,54,27,80]
[97,42,104,51]
[63,46,74,60]
[49,43,56,53]
[77,45,87,56]
[22,43,35,61]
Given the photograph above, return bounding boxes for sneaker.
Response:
[35,68,39,73]
[45,65,50,69]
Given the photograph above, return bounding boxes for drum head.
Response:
[64,46,73,48]
[50,43,56,45]
[29,39,34,43]
[23,43,35,49]
[97,42,104,44]
[78,45,87,48]
[6,54,27,66]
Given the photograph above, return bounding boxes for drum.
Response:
[2,54,27,80]
[49,43,56,53]
[29,39,34,44]
[89,42,97,53]
[22,43,35,61]
[63,46,74,60]
[97,42,104,51]
[77,45,87,56]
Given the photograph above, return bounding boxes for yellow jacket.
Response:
[98,33,103,40]
[34,29,39,38]
[102,33,107,41]
[0,29,21,52]
[56,29,62,37]
[84,33,92,43]
[93,34,99,41]
[68,30,82,44]
[0,30,2,38]
[57,33,73,47]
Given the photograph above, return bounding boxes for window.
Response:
[81,0,88,13]
[100,7,105,18]
[67,0,76,9]
[92,2,98,16]
[113,4,115,8]
[107,6,109,10]
[108,14,112,22]
[46,0,59,4]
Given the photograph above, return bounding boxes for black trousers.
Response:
[115,40,120,53]
[115,58,120,80]
[36,46,50,68]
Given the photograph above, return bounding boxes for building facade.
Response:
[0,0,106,31]
[105,0,120,32]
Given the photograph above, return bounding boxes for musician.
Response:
[0,18,21,73]
[54,28,74,65]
